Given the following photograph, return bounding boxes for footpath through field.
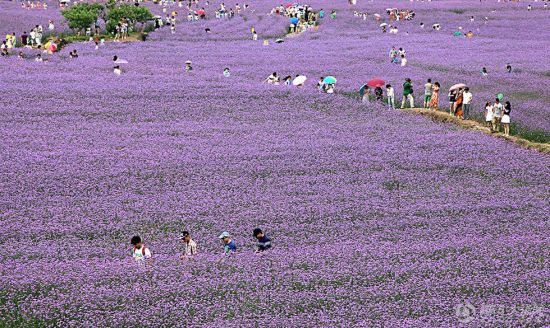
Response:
[400,108,550,154]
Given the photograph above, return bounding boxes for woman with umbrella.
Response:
[322,76,337,93]
[454,88,464,118]
[448,89,457,115]
[448,83,466,115]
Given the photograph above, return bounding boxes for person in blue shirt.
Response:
[253,228,272,252]
[218,231,236,255]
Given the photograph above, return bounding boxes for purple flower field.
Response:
[1,0,549,326]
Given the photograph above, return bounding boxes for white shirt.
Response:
[463,92,473,104]
[183,239,197,256]
[386,87,394,97]
[132,246,151,260]
[493,103,503,117]
[401,58,407,66]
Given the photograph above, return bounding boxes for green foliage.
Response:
[62,4,100,32]
[106,4,153,33]
[133,6,154,24]
[106,0,116,10]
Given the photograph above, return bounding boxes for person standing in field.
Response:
[400,54,407,67]
[448,89,457,115]
[492,98,503,132]
[485,101,494,130]
[454,89,464,118]
[401,78,414,109]
[424,79,432,109]
[429,82,440,111]
[362,87,371,105]
[502,101,511,136]
[389,46,397,63]
[386,84,395,109]
[180,231,197,260]
[462,87,473,119]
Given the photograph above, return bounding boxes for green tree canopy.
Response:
[62,4,102,32]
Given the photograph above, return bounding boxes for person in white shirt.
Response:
[485,101,493,130]
[462,87,473,119]
[265,72,279,85]
[29,29,36,46]
[400,55,407,67]
[131,236,152,263]
[386,84,395,109]
[492,98,503,132]
[180,231,197,260]
[398,47,405,57]
[113,65,121,75]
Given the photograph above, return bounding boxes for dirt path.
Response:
[401,108,550,154]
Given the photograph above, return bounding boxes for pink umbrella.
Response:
[367,78,385,88]
[449,83,466,91]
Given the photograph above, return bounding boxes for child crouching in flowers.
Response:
[131,236,152,264]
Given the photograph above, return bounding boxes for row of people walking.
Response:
[130,228,272,263]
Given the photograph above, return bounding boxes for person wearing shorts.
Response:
[492,98,503,132]
[424,79,432,109]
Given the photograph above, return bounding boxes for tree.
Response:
[106,4,153,33]
[62,4,98,33]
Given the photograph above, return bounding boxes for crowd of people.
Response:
[21,0,48,10]
[130,228,273,264]
[269,4,319,34]
[389,46,407,66]
[1,23,69,57]
[4,0,521,139]
[260,69,513,135]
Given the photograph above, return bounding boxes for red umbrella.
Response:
[366,78,385,88]
[197,9,205,15]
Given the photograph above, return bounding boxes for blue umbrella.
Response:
[323,76,337,84]
[359,84,368,96]
[290,17,299,25]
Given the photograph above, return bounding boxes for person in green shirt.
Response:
[401,78,414,109]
